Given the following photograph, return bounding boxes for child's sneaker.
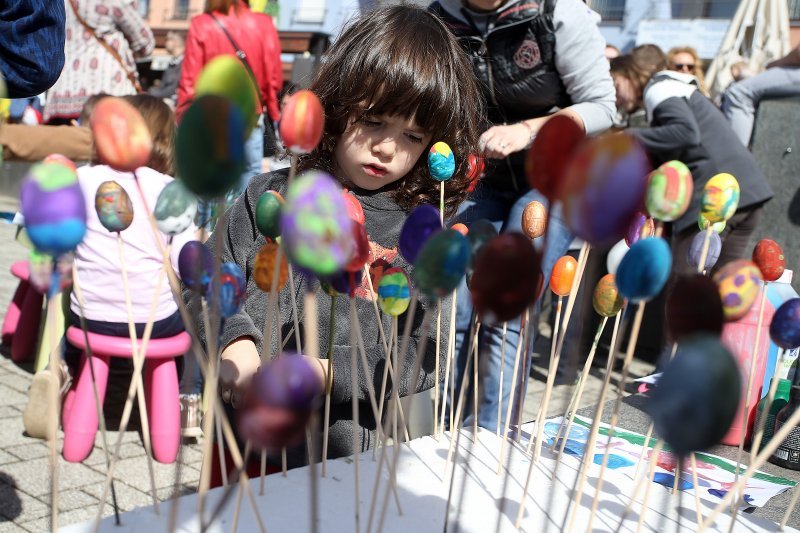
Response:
[180,393,203,439]
[23,363,71,439]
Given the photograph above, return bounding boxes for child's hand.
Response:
[219,337,261,408]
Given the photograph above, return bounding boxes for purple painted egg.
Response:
[94,181,134,233]
[769,298,800,349]
[399,204,442,264]
[624,212,655,247]
[561,133,652,246]
[178,241,213,293]
[712,260,763,322]
[687,231,722,272]
[665,275,724,341]
[320,269,363,296]
[20,162,87,255]
[280,171,354,276]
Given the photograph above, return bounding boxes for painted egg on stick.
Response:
[399,204,442,264]
[700,173,740,224]
[521,201,547,239]
[43,153,78,174]
[713,260,763,322]
[593,274,623,317]
[466,153,485,192]
[687,230,722,272]
[413,229,471,299]
[769,298,800,350]
[752,239,785,282]
[154,180,197,236]
[428,142,455,182]
[451,223,468,236]
[648,334,740,455]
[345,222,371,273]
[320,269,363,296]
[698,213,726,234]
[665,275,724,341]
[525,115,585,200]
[550,255,578,297]
[624,212,655,247]
[20,163,87,255]
[606,239,628,276]
[279,90,324,154]
[207,262,247,318]
[378,267,411,317]
[615,238,672,302]
[561,133,651,246]
[343,191,365,225]
[644,160,692,221]
[195,55,259,134]
[178,241,213,293]
[470,233,542,323]
[255,190,284,240]
[176,95,246,199]
[280,171,353,276]
[90,97,153,172]
[253,242,288,292]
[95,181,133,233]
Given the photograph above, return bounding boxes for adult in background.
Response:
[177,0,282,199]
[611,53,773,275]
[429,0,616,431]
[43,0,154,124]
[148,30,185,106]
[721,43,800,148]
[666,46,709,96]
[0,1,66,98]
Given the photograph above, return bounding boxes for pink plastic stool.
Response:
[1,261,43,362]
[62,327,191,464]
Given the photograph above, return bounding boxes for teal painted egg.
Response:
[615,237,672,302]
[428,142,455,182]
[413,229,470,299]
[378,268,411,317]
[95,181,133,232]
[255,190,284,240]
[176,95,246,199]
[154,180,197,236]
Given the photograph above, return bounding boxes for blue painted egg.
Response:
[770,298,800,350]
[615,237,672,302]
[428,142,455,182]
[413,229,470,298]
[207,262,247,318]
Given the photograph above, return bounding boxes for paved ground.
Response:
[0,189,655,531]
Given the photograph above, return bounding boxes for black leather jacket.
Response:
[430,0,573,190]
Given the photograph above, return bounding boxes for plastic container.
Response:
[762,270,800,392]
[769,384,800,470]
[754,378,791,451]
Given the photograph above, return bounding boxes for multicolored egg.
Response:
[399,204,442,264]
[280,171,353,276]
[253,243,288,292]
[665,275,724,341]
[712,260,763,321]
[20,163,87,255]
[700,173,740,224]
[345,222,371,273]
[154,180,197,236]
[255,190,284,240]
[525,115,585,200]
[550,255,578,297]
[195,55,259,134]
[687,230,722,272]
[649,335,740,455]
[769,298,800,350]
[624,212,655,247]
[451,223,468,236]
[752,239,785,282]
[644,160,692,222]
[521,201,547,239]
[208,262,247,318]
[279,90,324,154]
[94,181,133,233]
[561,133,651,246]
[90,97,153,172]
[413,229,470,299]
[698,213,726,234]
[176,95,246,199]
[342,191,365,225]
[593,274,623,317]
[428,142,455,182]
[378,268,411,316]
[178,241,213,293]
[470,233,541,323]
[615,238,672,302]
[43,153,78,174]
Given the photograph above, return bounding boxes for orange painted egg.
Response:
[451,223,468,236]
[550,255,578,297]
[90,97,152,172]
[279,90,324,154]
[253,242,288,292]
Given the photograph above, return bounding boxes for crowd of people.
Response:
[1,0,799,483]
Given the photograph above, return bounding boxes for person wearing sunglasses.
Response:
[667,46,709,96]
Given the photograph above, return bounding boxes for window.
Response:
[173,0,190,20]
[790,0,800,21]
[589,0,626,21]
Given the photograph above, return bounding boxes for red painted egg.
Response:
[345,221,371,273]
[90,97,152,172]
[342,191,365,225]
[752,238,785,282]
[550,255,578,296]
[279,90,324,154]
[525,115,585,201]
[466,153,485,192]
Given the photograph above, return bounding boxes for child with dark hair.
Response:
[199,5,484,469]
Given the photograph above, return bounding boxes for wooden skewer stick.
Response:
[435,300,442,439]
[634,440,663,533]
[445,319,480,475]
[322,295,336,474]
[116,235,160,511]
[472,317,480,436]
[495,311,528,474]
[696,225,713,275]
[614,439,664,532]
[496,321,508,437]
[446,296,458,434]
[781,482,800,529]
[690,453,703,527]
[45,287,60,533]
[349,297,362,533]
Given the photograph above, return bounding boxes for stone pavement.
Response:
[0,196,655,531]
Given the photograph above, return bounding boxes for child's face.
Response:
[334,113,431,191]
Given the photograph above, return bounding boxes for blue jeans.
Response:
[447,183,574,432]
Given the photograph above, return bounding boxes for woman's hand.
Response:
[219,337,261,408]
[479,122,535,159]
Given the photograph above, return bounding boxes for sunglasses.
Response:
[672,63,696,71]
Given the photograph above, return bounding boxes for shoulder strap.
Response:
[68,0,143,93]
[208,13,264,112]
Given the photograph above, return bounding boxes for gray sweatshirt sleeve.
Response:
[552,0,616,135]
